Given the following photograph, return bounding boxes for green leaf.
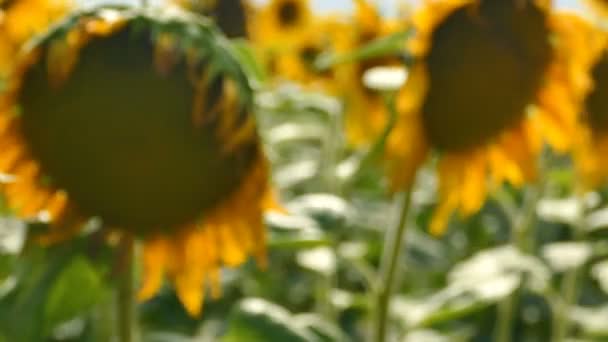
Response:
[287,194,353,229]
[296,247,337,276]
[315,30,413,70]
[44,256,103,333]
[222,298,318,342]
[293,314,348,342]
[542,242,592,273]
[0,245,74,342]
[230,39,267,86]
[536,197,582,225]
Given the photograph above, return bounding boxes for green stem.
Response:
[374,189,414,342]
[321,108,342,193]
[552,196,586,342]
[495,186,541,342]
[117,235,136,342]
[495,296,516,342]
[552,269,579,342]
[342,92,397,191]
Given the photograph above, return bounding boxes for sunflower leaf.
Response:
[43,256,103,334]
[315,29,413,70]
[222,298,319,342]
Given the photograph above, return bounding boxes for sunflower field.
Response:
[4,0,608,341]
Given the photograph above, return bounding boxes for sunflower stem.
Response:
[342,92,397,191]
[495,185,541,342]
[552,195,586,342]
[552,268,580,342]
[374,188,414,342]
[117,235,136,342]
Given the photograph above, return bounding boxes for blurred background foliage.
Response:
[1,0,608,341]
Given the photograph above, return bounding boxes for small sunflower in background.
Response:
[271,16,344,88]
[0,7,275,316]
[385,0,585,235]
[0,0,72,75]
[171,0,250,38]
[585,0,608,17]
[250,0,310,49]
[335,0,407,146]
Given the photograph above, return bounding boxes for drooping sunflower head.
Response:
[420,0,552,152]
[384,0,592,235]
[1,7,273,315]
[585,52,608,137]
[576,41,608,186]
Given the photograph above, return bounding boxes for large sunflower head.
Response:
[568,17,608,186]
[385,0,587,235]
[419,0,551,151]
[586,53,608,135]
[0,7,273,316]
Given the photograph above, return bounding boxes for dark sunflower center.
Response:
[300,45,319,64]
[422,0,551,151]
[299,44,333,78]
[19,26,258,231]
[586,52,608,134]
[278,1,300,28]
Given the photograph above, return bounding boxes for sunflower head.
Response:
[578,47,608,186]
[586,0,608,18]
[586,52,608,135]
[421,0,551,152]
[1,7,272,315]
[272,16,342,87]
[250,0,311,50]
[384,0,576,236]
[171,0,250,38]
[335,1,407,146]
[274,0,304,29]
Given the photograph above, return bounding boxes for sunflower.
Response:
[171,0,250,38]
[0,0,72,75]
[585,0,608,17]
[250,0,311,51]
[385,0,585,235]
[271,15,344,88]
[0,7,275,316]
[563,16,608,187]
[335,0,407,146]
